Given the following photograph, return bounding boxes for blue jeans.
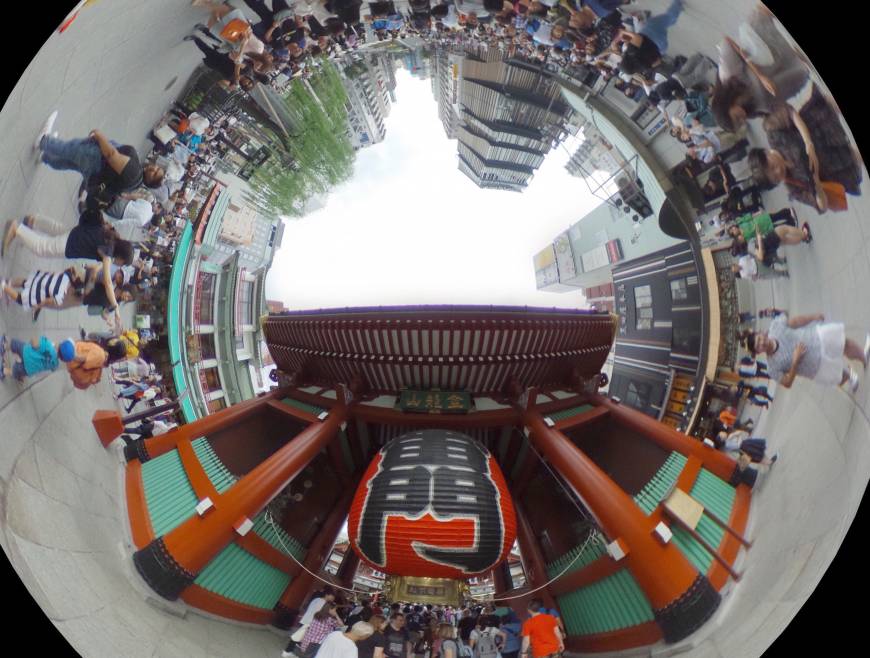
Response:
[10,339,28,380]
[640,0,683,55]
[41,136,106,180]
[119,383,147,397]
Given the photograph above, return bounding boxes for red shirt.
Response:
[521,614,560,658]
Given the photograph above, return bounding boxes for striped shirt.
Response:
[21,270,72,310]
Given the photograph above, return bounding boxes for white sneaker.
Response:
[34,110,58,151]
[848,368,860,394]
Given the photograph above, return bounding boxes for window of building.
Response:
[203,367,222,393]
[207,397,227,414]
[199,334,216,360]
[238,280,255,327]
[634,285,653,330]
[625,381,651,410]
[670,278,688,302]
[198,273,216,326]
[673,325,701,354]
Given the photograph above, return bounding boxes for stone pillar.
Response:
[590,394,737,482]
[132,400,349,601]
[522,406,720,643]
[127,388,286,463]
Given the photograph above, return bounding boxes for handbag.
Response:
[819,180,849,211]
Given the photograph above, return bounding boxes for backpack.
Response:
[473,631,499,658]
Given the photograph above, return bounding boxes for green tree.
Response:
[244,61,355,218]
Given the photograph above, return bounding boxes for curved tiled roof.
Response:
[264,306,616,395]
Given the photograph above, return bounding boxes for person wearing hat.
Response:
[0,335,74,383]
[66,340,110,390]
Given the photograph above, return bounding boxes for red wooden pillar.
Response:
[590,394,737,482]
[491,563,509,596]
[337,547,361,590]
[127,388,287,463]
[522,406,721,644]
[132,398,349,602]
[273,488,356,626]
[514,499,557,610]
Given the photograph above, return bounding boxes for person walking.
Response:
[0,335,74,383]
[32,115,163,206]
[300,603,345,658]
[357,615,388,658]
[748,313,870,393]
[284,588,338,658]
[520,601,563,658]
[313,622,376,658]
[2,212,133,329]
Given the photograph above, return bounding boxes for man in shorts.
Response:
[749,312,870,392]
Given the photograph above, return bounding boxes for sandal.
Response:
[802,222,813,243]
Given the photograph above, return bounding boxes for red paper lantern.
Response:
[348,429,517,579]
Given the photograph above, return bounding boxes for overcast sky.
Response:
[265,68,603,310]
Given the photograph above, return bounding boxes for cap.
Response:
[58,339,76,362]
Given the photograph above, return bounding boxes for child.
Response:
[1,335,74,382]
[66,340,110,390]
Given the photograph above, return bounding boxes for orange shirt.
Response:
[67,341,108,390]
[521,614,559,658]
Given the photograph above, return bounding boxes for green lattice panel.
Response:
[633,451,688,515]
[194,542,291,609]
[671,469,737,574]
[546,404,594,422]
[250,511,308,562]
[281,397,327,417]
[546,534,607,579]
[140,449,198,537]
[191,437,238,493]
[557,569,654,636]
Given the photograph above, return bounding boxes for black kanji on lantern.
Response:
[356,430,505,574]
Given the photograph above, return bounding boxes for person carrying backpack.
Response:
[470,616,504,658]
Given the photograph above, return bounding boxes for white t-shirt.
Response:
[737,254,758,279]
[123,199,154,226]
[301,597,327,626]
[188,113,211,136]
[314,632,357,658]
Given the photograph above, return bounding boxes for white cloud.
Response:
[265,69,602,310]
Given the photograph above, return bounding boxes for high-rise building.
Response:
[456,56,572,191]
[341,53,394,150]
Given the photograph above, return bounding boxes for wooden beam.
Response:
[564,622,662,653]
[512,445,542,499]
[553,405,610,432]
[549,555,621,597]
[708,483,752,591]
[177,439,219,502]
[181,585,277,625]
[125,460,155,550]
[350,404,520,429]
[236,532,301,577]
[267,399,319,424]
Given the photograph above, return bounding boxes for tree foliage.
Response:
[244,62,355,218]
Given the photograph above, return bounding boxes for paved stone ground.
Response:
[0,1,867,657]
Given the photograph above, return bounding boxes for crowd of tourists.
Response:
[283,588,564,658]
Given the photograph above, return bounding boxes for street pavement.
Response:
[0,1,867,657]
